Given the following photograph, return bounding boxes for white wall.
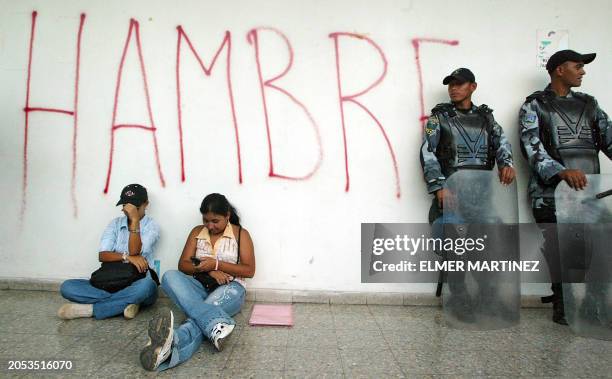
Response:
[1,0,611,292]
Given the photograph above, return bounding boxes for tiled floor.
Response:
[0,290,611,378]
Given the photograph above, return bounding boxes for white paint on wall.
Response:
[1,0,611,293]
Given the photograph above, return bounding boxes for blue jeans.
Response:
[159,270,245,371]
[60,271,158,319]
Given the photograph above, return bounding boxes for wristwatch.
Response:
[122,251,130,263]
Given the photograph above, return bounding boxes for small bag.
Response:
[90,261,148,293]
[193,226,241,292]
[193,272,221,292]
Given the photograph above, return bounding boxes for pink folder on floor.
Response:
[249,304,294,326]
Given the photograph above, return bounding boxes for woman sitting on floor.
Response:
[140,193,255,371]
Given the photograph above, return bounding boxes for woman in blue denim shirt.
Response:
[140,193,255,371]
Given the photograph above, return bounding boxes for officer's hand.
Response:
[435,188,456,209]
[127,255,149,273]
[498,166,515,186]
[559,169,587,190]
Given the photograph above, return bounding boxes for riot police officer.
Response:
[420,68,515,223]
[519,49,612,325]
[420,68,516,322]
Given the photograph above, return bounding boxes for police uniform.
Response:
[520,86,612,208]
[420,102,514,223]
[419,74,515,322]
[519,83,612,322]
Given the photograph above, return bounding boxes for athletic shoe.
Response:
[211,323,235,351]
[57,303,93,319]
[140,309,174,371]
[123,304,140,320]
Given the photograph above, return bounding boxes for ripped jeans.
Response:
[158,270,245,371]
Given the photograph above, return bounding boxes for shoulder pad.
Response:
[476,104,493,114]
[572,91,595,104]
[525,91,546,103]
[431,103,455,117]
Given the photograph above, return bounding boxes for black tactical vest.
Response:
[433,103,495,177]
[528,91,600,174]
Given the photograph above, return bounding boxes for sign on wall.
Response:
[536,29,569,68]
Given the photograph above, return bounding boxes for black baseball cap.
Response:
[546,49,596,73]
[116,184,148,207]
[443,68,476,85]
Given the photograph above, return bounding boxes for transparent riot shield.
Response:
[555,175,612,340]
[441,170,520,330]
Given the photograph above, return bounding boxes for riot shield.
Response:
[555,175,612,340]
[441,170,520,330]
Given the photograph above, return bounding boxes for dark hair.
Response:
[200,193,240,226]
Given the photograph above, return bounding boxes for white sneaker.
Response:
[140,309,174,371]
[123,304,140,320]
[57,303,93,319]
[211,323,235,351]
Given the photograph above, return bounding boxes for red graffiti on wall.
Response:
[329,32,401,198]
[247,27,322,180]
[103,19,166,194]
[21,11,466,213]
[22,11,85,219]
[411,38,459,129]
[176,27,243,183]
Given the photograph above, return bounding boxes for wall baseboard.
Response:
[0,278,549,308]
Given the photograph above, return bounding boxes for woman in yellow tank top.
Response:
[140,193,255,372]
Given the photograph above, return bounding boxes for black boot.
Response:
[552,299,568,325]
[542,283,567,325]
